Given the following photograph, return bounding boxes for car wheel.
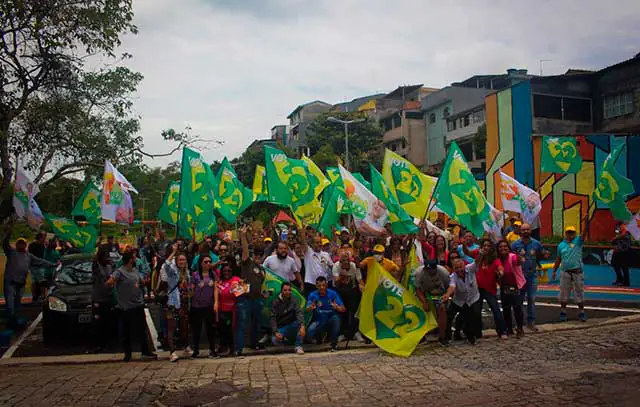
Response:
[42,310,58,344]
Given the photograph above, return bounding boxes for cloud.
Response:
[120,0,640,167]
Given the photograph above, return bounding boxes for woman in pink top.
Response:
[216,258,241,356]
[497,239,526,338]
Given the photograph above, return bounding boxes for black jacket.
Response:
[270,294,304,331]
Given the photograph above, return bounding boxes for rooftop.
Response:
[287,100,332,119]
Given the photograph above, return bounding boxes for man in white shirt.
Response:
[302,236,333,296]
[263,241,304,291]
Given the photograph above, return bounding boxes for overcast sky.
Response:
[120,0,640,167]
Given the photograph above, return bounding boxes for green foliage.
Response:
[474,123,487,159]
[306,112,383,173]
[311,144,337,169]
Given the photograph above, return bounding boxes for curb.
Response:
[2,314,640,366]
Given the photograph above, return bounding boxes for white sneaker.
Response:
[295,346,305,355]
[169,352,179,363]
[337,335,346,342]
[183,346,194,358]
[354,332,364,342]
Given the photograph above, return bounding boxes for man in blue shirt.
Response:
[511,223,545,331]
[457,231,479,264]
[306,276,346,352]
[552,226,586,322]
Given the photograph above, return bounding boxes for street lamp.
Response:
[327,116,365,170]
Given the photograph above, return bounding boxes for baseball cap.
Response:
[264,237,273,243]
[565,226,576,233]
[321,238,330,245]
[513,220,522,226]
[425,260,438,270]
[373,244,385,253]
[340,226,349,234]
[16,237,27,244]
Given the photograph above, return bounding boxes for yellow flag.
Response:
[302,155,330,198]
[291,198,324,227]
[252,165,268,201]
[382,149,437,219]
[359,260,436,357]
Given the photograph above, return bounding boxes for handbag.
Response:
[502,285,519,295]
[155,282,179,306]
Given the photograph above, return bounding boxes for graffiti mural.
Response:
[485,81,640,240]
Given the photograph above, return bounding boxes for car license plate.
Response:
[78,312,92,324]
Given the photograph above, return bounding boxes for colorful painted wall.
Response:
[485,81,640,240]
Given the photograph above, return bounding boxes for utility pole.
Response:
[539,59,552,76]
[140,197,148,222]
[327,116,365,170]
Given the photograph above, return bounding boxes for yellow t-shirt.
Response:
[506,231,521,245]
[361,256,400,274]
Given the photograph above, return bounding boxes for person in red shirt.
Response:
[475,238,507,339]
[497,240,526,338]
[433,235,449,266]
[215,257,241,356]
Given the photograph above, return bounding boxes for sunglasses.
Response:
[203,260,212,264]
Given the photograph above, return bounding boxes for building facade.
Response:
[445,104,486,170]
[484,55,640,240]
[286,100,332,156]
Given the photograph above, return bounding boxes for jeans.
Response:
[92,301,114,348]
[121,306,152,357]
[446,300,482,341]
[235,296,264,352]
[524,273,537,324]
[218,311,234,350]
[307,314,341,347]
[501,290,524,333]
[190,307,215,354]
[272,321,303,347]
[335,285,361,340]
[479,289,506,336]
[3,280,24,323]
[613,251,631,286]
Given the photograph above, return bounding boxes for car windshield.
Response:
[55,259,93,286]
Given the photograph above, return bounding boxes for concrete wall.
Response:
[593,61,640,133]
[485,80,640,240]
[426,102,451,165]
[383,117,427,168]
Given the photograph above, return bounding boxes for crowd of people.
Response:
[2,214,635,362]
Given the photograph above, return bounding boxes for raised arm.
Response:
[240,225,250,262]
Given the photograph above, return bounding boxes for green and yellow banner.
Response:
[157,181,180,225]
[178,147,217,240]
[593,144,634,221]
[370,164,417,235]
[252,165,268,202]
[215,157,254,224]
[71,181,101,224]
[44,213,97,252]
[360,260,435,357]
[260,267,310,326]
[540,136,582,173]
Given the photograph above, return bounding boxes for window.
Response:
[533,94,562,119]
[564,97,591,122]
[534,94,592,122]
[390,143,397,152]
[393,114,402,128]
[401,139,406,149]
[429,113,436,124]
[463,115,470,127]
[459,142,474,162]
[473,110,485,123]
[604,93,634,119]
[447,120,454,132]
[406,111,424,120]
[443,107,450,118]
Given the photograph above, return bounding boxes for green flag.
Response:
[433,142,490,237]
[322,168,351,215]
[318,186,346,237]
[353,173,371,191]
[44,213,97,252]
[178,147,217,240]
[540,136,582,173]
[370,164,417,235]
[252,165,268,202]
[326,167,341,184]
[157,181,180,225]
[593,144,634,221]
[215,157,255,224]
[264,145,320,208]
[71,181,101,224]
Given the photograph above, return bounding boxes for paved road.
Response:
[1,322,639,406]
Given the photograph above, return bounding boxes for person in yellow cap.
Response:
[505,220,522,245]
[359,244,401,281]
[552,225,587,322]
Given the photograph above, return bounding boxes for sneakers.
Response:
[208,351,220,359]
[516,329,525,339]
[499,334,509,340]
[169,352,179,363]
[183,346,194,358]
[438,337,450,347]
[295,346,305,355]
[337,335,346,343]
[123,354,132,363]
[233,351,244,358]
[559,311,568,322]
[526,323,539,332]
[579,311,588,322]
[467,336,476,346]
[354,332,364,342]
[330,345,338,352]
[453,331,464,341]
[141,353,158,361]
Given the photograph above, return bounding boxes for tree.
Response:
[306,112,383,173]
[0,2,216,221]
[310,144,337,170]
[473,123,487,159]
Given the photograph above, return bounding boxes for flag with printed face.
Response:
[499,172,541,224]
[215,157,254,224]
[101,160,137,224]
[264,145,318,208]
[593,144,634,221]
[382,149,438,219]
[626,211,640,241]
[483,202,505,239]
[178,147,217,240]
[13,163,44,229]
[432,142,491,237]
[157,181,180,225]
[541,136,582,173]
[359,260,436,357]
[339,165,388,236]
[370,164,417,235]
[72,181,101,224]
[44,213,97,252]
[252,165,268,201]
[353,173,371,191]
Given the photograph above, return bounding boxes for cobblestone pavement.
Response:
[1,322,640,407]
